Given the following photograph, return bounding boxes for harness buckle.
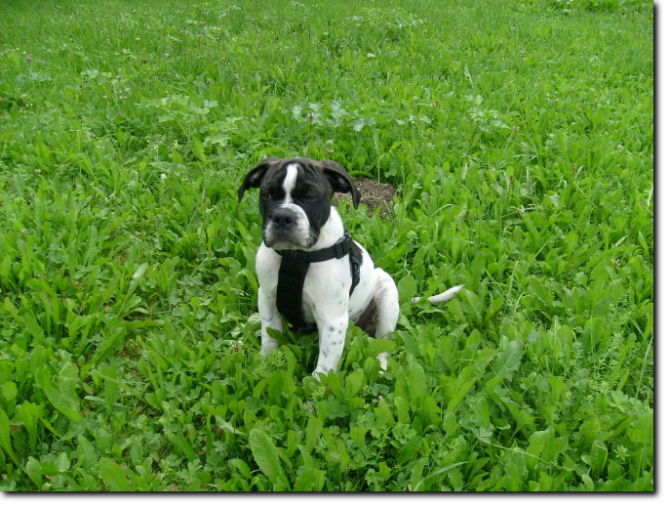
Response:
[333,233,351,259]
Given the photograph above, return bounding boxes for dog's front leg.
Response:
[258,287,283,356]
[313,311,348,377]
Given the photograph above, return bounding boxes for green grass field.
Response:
[0,0,653,492]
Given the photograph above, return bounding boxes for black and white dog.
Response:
[238,157,462,377]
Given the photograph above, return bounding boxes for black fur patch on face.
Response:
[257,159,335,247]
[240,158,360,209]
[239,157,361,249]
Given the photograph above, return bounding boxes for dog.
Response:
[238,157,463,378]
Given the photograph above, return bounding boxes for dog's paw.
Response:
[377,352,389,372]
[311,368,325,381]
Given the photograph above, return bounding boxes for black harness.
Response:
[276,232,360,333]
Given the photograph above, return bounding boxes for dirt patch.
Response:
[334,178,397,220]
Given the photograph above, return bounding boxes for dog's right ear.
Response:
[238,158,281,202]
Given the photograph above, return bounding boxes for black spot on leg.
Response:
[328,326,335,332]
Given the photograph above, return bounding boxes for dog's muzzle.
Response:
[264,205,312,249]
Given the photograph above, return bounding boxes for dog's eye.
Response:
[303,192,319,200]
[261,190,271,200]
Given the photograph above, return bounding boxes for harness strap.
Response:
[276,232,360,332]
[276,250,313,332]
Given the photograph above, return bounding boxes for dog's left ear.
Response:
[238,158,281,202]
[317,160,361,209]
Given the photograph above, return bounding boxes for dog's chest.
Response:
[256,243,351,321]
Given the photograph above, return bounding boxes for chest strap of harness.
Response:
[275,232,360,333]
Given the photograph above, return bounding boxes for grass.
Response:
[0,0,653,492]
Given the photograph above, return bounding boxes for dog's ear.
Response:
[317,160,361,209]
[238,158,281,202]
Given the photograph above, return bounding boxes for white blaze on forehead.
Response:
[282,164,299,204]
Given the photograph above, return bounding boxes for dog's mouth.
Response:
[265,235,301,250]
[263,223,318,250]
[263,227,317,251]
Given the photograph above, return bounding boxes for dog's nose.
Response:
[272,209,295,229]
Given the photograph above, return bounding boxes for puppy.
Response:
[238,157,399,377]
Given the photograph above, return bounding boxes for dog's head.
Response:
[238,157,360,250]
